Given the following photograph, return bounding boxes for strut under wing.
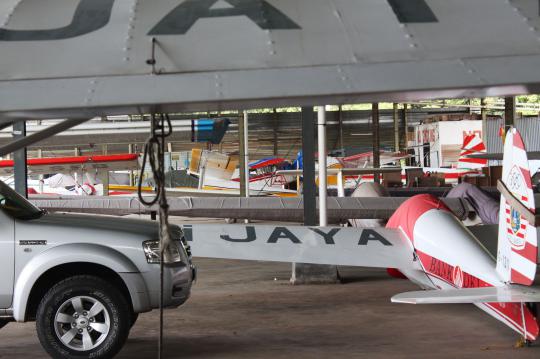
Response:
[391,285,540,304]
[184,224,413,269]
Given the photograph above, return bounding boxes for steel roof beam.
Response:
[0,118,88,157]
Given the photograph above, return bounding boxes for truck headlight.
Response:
[143,239,183,264]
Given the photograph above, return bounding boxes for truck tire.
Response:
[36,275,131,359]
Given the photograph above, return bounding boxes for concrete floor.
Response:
[1,258,540,358]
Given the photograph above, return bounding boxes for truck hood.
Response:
[27,212,165,238]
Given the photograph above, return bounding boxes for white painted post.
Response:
[318,106,327,226]
[38,149,44,194]
[243,111,250,198]
[337,170,345,198]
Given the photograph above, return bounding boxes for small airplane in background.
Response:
[185,128,540,342]
[188,149,298,196]
[275,133,489,194]
[0,153,138,196]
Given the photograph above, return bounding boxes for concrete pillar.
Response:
[13,120,28,197]
[291,106,339,285]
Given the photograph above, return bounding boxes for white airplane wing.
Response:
[392,285,540,304]
[276,168,402,176]
[1,1,540,118]
[184,224,413,269]
[29,196,473,222]
[467,152,540,161]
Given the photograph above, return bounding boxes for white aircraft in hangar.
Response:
[2,0,540,345]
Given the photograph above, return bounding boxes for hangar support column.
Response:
[291,107,339,285]
[481,98,488,142]
[239,111,249,197]
[505,96,516,128]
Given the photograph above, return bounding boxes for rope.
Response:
[137,113,173,359]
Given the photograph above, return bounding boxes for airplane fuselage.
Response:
[387,194,540,340]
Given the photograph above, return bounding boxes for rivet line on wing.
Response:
[124,0,140,62]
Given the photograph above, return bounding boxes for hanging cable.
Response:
[137,113,173,359]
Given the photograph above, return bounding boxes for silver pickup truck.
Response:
[0,181,195,358]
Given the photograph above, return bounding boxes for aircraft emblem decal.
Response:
[510,208,521,234]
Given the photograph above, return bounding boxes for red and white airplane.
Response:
[0,154,139,195]
[276,133,488,191]
[186,128,540,342]
[349,133,488,183]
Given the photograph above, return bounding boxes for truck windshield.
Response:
[0,181,44,220]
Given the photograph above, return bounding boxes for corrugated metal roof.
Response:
[485,116,540,154]
[15,108,470,160]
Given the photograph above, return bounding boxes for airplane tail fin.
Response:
[458,133,487,169]
[497,128,538,286]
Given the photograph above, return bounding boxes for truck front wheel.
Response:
[36,275,131,359]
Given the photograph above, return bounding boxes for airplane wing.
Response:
[184,224,413,269]
[391,285,540,304]
[29,196,473,222]
[0,154,138,176]
[276,168,402,176]
[2,1,540,118]
[109,186,272,198]
[338,152,411,167]
[466,152,540,161]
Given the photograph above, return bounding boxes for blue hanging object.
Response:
[293,151,303,170]
[191,118,230,144]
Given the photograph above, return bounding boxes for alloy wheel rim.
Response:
[53,295,111,351]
